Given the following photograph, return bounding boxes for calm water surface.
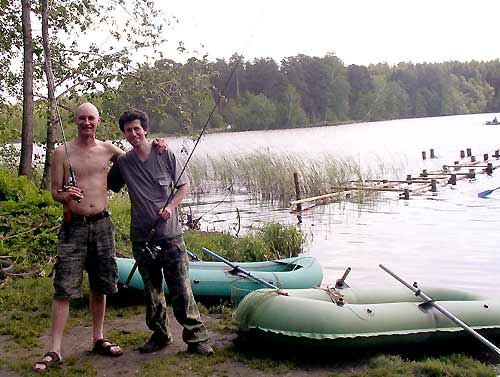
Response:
[166,113,500,298]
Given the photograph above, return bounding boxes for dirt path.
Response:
[1,312,350,377]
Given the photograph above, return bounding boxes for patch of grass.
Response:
[0,276,145,349]
[106,329,150,348]
[0,355,97,377]
[224,347,296,373]
[139,351,230,377]
[348,354,496,377]
[0,277,54,348]
[202,304,238,333]
[139,348,295,377]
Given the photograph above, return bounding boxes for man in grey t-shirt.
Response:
[109,109,213,356]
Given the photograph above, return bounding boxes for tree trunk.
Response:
[19,0,34,177]
[40,0,57,190]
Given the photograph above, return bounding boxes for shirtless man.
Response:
[33,102,164,372]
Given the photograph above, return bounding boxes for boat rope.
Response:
[317,286,345,306]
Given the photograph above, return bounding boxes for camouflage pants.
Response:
[132,236,209,344]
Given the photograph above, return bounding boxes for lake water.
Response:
[162,113,500,299]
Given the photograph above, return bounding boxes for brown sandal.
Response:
[92,338,123,357]
[32,351,62,372]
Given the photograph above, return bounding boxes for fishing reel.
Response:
[142,242,162,260]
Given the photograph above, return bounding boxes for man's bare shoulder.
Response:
[52,144,66,158]
[99,140,125,162]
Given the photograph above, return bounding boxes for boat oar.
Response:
[201,247,288,295]
[379,264,500,355]
[478,186,500,198]
[187,249,201,261]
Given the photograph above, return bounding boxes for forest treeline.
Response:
[3,53,500,142]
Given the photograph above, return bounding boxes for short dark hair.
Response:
[118,109,149,132]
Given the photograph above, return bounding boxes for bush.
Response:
[184,223,306,262]
[0,169,62,270]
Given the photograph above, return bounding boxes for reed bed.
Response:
[185,152,406,203]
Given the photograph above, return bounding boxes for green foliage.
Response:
[258,223,305,258]
[184,222,306,262]
[107,191,132,254]
[99,54,500,135]
[0,104,22,143]
[231,93,277,131]
[0,168,61,270]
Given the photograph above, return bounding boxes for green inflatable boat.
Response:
[116,255,323,298]
[234,286,500,349]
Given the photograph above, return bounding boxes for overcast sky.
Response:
[156,0,500,66]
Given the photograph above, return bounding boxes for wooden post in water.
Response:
[401,188,410,200]
[430,149,435,158]
[454,161,460,170]
[495,150,500,158]
[484,153,489,162]
[468,169,475,179]
[421,169,428,177]
[471,155,476,162]
[422,151,426,160]
[460,150,465,159]
[293,172,303,223]
[448,174,457,185]
[467,148,472,157]
[487,163,493,175]
[406,174,412,183]
[431,179,437,192]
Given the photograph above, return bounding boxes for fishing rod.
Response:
[53,103,81,204]
[56,105,78,190]
[185,184,234,230]
[123,58,242,287]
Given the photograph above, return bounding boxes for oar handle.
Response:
[123,260,139,288]
[201,247,282,291]
[379,264,500,355]
[187,249,201,261]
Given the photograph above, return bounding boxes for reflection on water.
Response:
[181,113,500,298]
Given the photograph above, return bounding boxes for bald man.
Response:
[34,103,165,371]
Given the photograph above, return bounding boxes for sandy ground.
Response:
[0,310,356,377]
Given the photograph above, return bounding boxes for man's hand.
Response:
[58,186,84,203]
[152,138,168,154]
[158,206,173,220]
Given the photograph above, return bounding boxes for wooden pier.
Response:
[290,148,500,210]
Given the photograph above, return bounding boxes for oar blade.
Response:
[478,189,493,198]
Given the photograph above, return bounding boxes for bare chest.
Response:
[67,145,111,183]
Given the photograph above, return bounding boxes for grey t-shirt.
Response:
[115,147,188,242]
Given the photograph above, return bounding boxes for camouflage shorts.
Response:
[53,215,118,299]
